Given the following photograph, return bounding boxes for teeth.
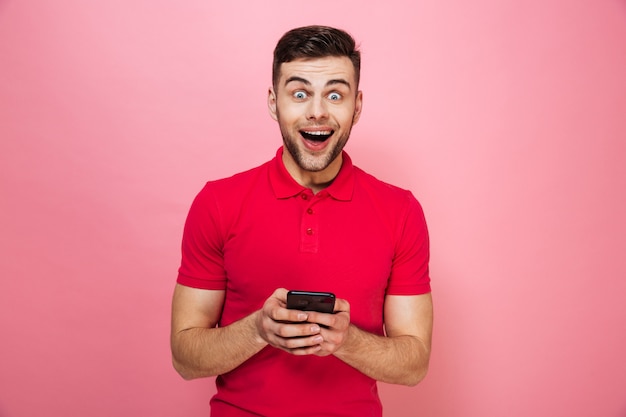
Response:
[303,131,332,135]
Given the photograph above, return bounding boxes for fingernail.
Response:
[297,313,308,321]
[310,325,320,333]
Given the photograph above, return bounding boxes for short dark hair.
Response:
[272,25,361,89]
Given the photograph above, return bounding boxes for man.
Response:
[171,25,433,417]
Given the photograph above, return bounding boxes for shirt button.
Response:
[301,194,308,200]
[307,208,314,215]
[306,228,313,235]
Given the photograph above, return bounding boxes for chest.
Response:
[220,192,399,331]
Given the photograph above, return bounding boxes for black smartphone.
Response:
[286,290,336,313]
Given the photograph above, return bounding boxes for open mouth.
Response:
[300,130,334,142]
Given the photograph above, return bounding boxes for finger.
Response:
[306,310,348,330]
[272,288,289,302]
[274,322,321,338]
[271,309,310,324]
[281,334,324,350]
[333,298,350,313]
[287,344,323,356]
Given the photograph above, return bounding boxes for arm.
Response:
[170,284,266,379]
[312,292,433,386]
[170,285,327,379]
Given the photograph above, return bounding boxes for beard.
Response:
[277,114,354,173]
[281,132,348,172]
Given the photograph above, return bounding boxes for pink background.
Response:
[1,1,625,416]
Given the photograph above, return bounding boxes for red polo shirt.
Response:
[177,147,430,417]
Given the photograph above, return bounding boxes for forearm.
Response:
[333,324,431,386]
[171,311,267,380]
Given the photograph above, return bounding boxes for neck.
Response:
[282,150,342,194]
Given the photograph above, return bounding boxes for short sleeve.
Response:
[177,184,228,290]
[386,192,431,295]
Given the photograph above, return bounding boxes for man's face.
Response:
[268,56,363,175]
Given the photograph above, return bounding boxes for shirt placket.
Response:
[299,190,328,253]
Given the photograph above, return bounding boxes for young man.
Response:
[171,25,433,417]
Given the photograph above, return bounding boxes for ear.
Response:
[352,90,363,124]
[268,87,278,121]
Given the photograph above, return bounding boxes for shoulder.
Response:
[186,161,271,228]
[195,161,270,202]
[183,161,272,240]
[206,161,269,192]
[350,165,428,236]
[352,165,420,207]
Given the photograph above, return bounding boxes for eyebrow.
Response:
[284,76,352,90]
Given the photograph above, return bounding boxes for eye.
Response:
[293,91,308,100]
[328,92,342,101]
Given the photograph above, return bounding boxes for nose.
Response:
[306,96,328,120]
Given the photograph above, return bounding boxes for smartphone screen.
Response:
[286,290,336,313]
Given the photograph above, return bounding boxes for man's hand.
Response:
[308,297,350,357]
[255,288,351,356]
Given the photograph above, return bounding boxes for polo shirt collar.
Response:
[269,147,354,201]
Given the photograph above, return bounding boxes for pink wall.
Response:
[1,1,625,416]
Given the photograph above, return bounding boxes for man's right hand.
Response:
[255,288,326,355]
